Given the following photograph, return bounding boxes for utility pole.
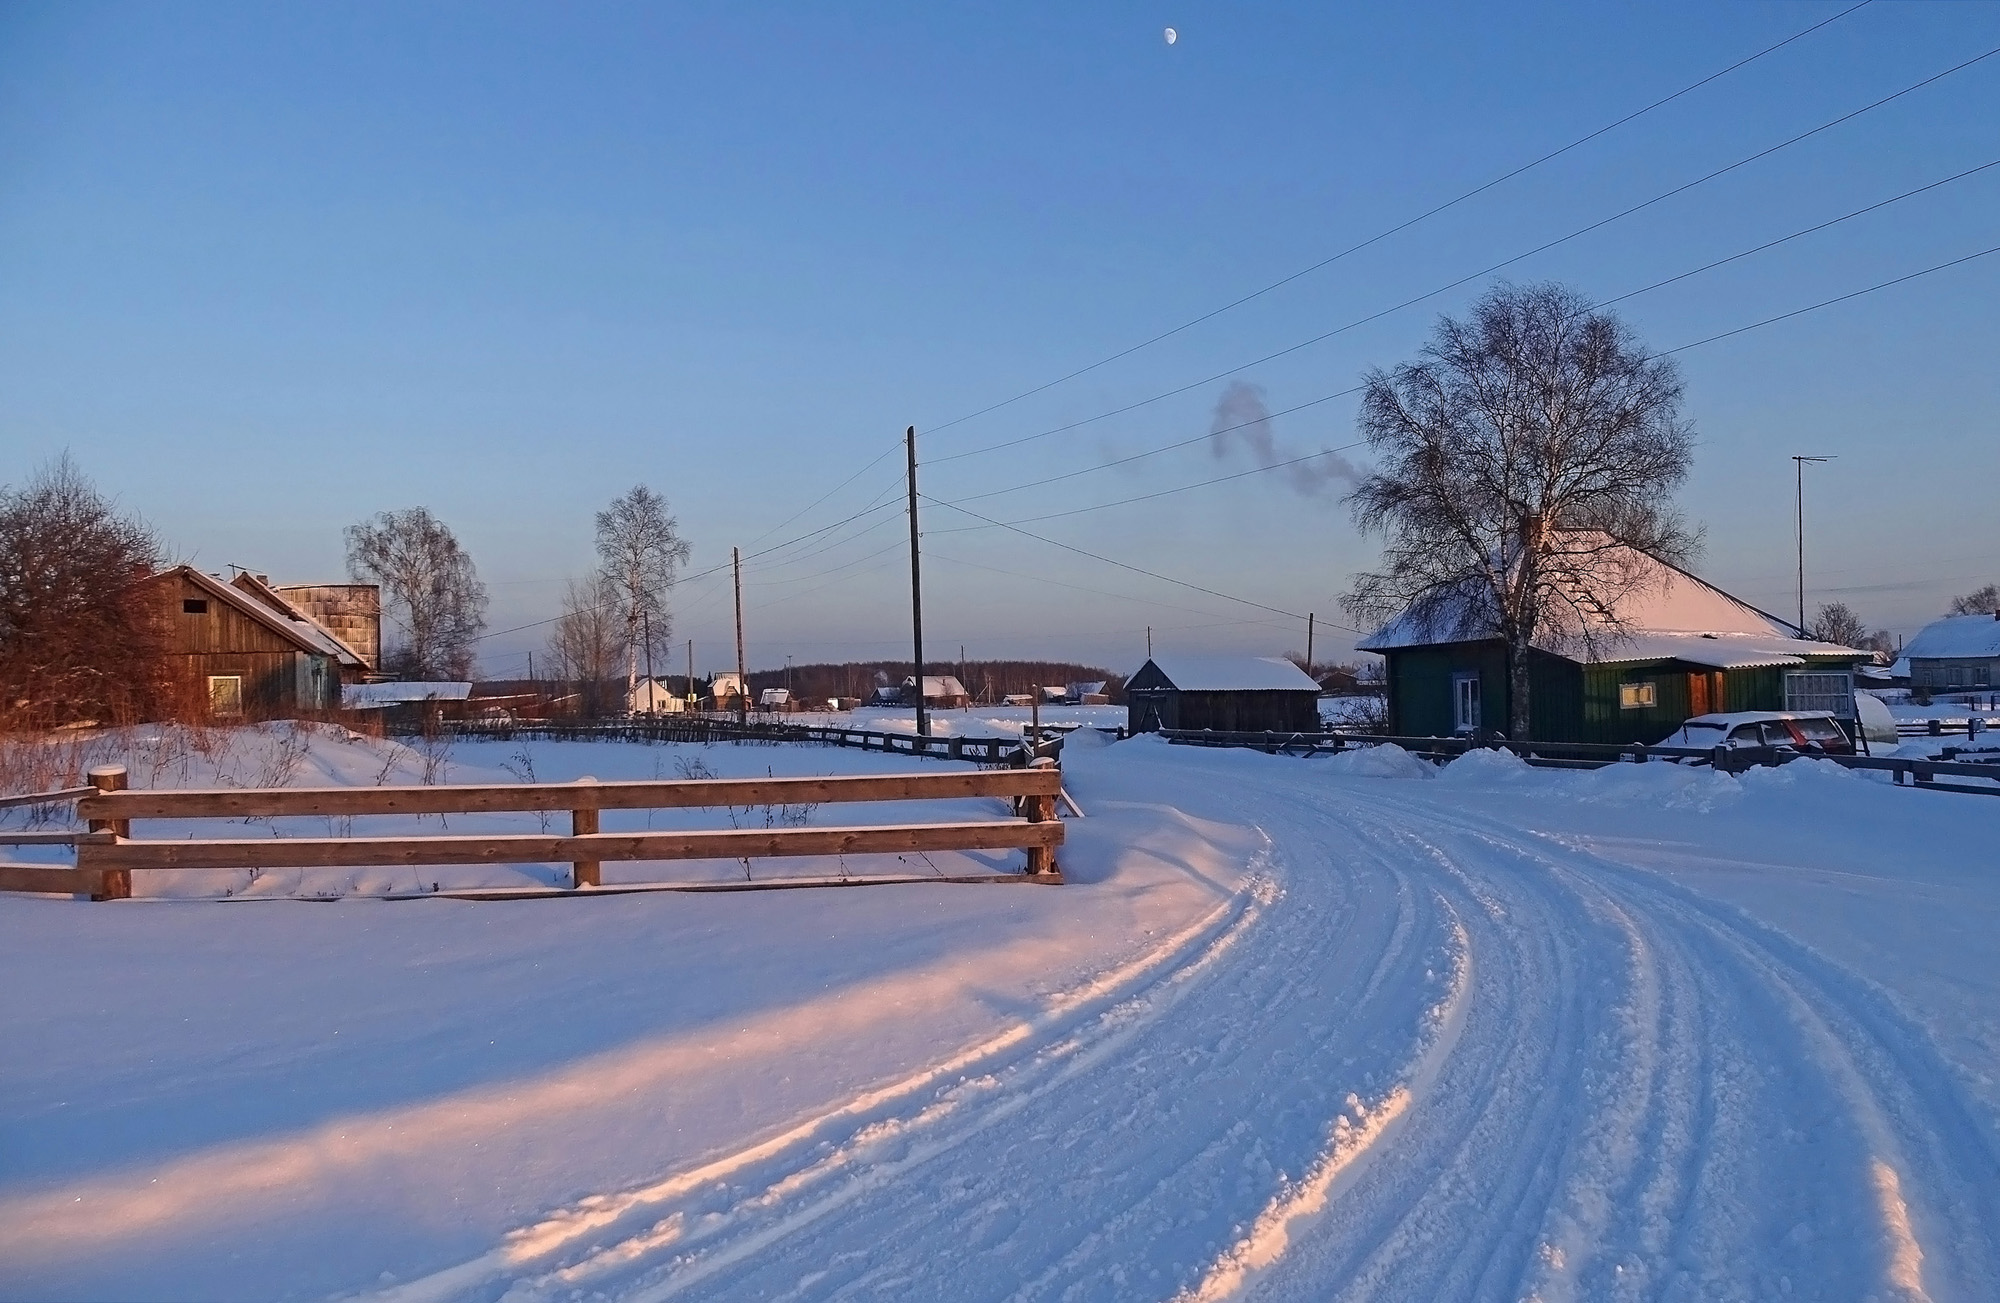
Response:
[1146,626,1152,658]
[906,425,928,737]
[687,639,693,708]
[1305,612,1316,678]
[1793,455,1833,634]
[642,607,655,713]
[733,546,747,725]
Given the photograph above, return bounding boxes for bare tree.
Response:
[1807,602,1868,649]
[595,486,691,700]
[1948,583,2000,617]
[544,574,624,716]
[0,454,167,728]
[1343,282,1698,740]
[344,508,488,680]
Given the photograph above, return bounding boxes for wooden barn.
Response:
[1357,540,1870,744]
[1125,656,1322,734]
[148,567,367,718]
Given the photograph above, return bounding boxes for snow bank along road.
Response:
[3,732,1998,1300]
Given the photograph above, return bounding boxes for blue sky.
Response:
[4,1,1997,677]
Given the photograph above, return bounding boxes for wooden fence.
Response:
[1157,728,2000,796]
[1,762,1066,900]
[426,715,1089,764]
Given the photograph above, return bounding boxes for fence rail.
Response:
[4,763,1067,900]
[422,715,1086,764]
[1157,728,2000,796]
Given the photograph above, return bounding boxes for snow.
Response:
[4,728,1999,1300]
[1903,613,2000,661]
[1136,655,1321,692]
[1589,630,1856,668]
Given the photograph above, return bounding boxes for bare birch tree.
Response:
[1342,282,1698,740]
[1948,584,2000,617]
[545,573,624,716]
[344,508,488,680]
[0,454,167,728]
[594,486,690,700]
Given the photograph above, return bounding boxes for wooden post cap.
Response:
[88,765,129,790]
[88,765,129,780]
[1029,756,1056,770]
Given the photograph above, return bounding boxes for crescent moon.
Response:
[1164,27,1178,44]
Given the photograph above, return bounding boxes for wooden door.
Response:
[1688,671,1711,716]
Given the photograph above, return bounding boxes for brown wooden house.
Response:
[149,567,367,718]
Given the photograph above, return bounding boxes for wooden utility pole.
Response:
[906,425,928,737]
[687,639,694,707]
[1305,612,1315,678]
[733,546,747,725]
[1146,626,1152,658]
[1792,455,1833,634]
[642,607,655,712]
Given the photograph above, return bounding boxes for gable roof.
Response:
[1903,613,2000,661]
[165,567,353,659]
[229,572,369,669]
[902,675,969,697]
[1132,656,1321,692]
[1355,536,1867,666]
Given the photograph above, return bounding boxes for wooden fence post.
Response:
[571,776,600,888]
[83,765,130,901]
[1024,757,1059,879]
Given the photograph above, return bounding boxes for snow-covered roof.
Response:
[168,567,366,663]
[1589,631,1860,669]
[1356,535,1868,666]
[229,573,369,668]
[759,687,791,705]
[1903,614,2000,661]
[1135,656,1321,692]
[902,675,968,697]
[343,682,472,707]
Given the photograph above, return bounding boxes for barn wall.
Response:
[157,572,339,717]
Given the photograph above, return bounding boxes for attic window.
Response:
[183,599,209,615]
[1620,682,1658,709]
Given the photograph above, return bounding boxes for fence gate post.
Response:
[1024,757,1059,880]
[83,765,130,901]
[571,776,600,888]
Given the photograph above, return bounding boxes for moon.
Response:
[1164,27,1177,44]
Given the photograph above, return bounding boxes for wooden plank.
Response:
[0,786,94,811]
[0,865,103,895]
[0,830,113,846]
[207,872,1053,901]
[77,769,1064,821]
[90,819,1064,871]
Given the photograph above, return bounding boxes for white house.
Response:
[627,677,686,715]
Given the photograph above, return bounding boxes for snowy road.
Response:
[4,732,1997,1301]
[370,743,2000,1303]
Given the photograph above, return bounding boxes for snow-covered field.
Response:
[3,728,1998,1301]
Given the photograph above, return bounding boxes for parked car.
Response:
[1667,711,1855,756]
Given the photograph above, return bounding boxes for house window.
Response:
[1619,681,1658,710]
[1452,672,1481,733]
[208,676,243,717]
[183,599,208,614]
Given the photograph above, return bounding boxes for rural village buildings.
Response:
[1125,656,1322,733]
[147,566,379,718]
[1357,542,1870,744]
[1899,612,2000,692]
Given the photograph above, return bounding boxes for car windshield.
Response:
[1728,725,1763,744]
[1681,722,1725,737]
[1790,717,1848,744]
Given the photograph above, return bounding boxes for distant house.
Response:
[1066,680,1109,705]
[901,675,971,708]
[1357,542,1870,743]
[708,671,747,712]
[147,566,367,718]
[628,676,687,714]
[759,687,792,711]
[1125,656,1322,733]
[1902,612,2000,692]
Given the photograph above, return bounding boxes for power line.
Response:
[928,42,2000,471]
[920,1,1873,439]
[930,154,2000,513]
[928,551,1298,629]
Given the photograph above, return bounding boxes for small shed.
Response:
[1125,656,1322,734]
[149,566,357,718]
[759,687,793,711]
[1903,612,2000,691]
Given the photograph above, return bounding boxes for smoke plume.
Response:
[1209,380,1357,497]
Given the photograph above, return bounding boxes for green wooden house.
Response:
[1357,547,1870,744]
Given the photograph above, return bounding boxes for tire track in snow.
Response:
[363,861,1277,1303]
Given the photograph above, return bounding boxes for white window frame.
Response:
[208,675,244,718]
[1619,681,1657,710]
[1452,672,1481,733]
